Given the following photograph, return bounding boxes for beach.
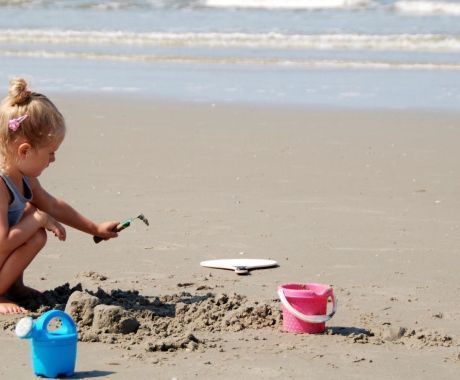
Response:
[1,0,460,377]
[1,97,459,378]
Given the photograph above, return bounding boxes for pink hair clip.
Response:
[8,114,28,132]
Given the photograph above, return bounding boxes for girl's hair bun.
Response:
[8,77,32,106]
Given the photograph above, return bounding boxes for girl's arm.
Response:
[29,177,119,239]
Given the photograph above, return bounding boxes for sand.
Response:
[0,97,459,379]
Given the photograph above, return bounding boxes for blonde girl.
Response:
[0,78,119,314]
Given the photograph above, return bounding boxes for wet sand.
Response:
[1,97,459,379]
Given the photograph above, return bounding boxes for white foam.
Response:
[204,0,373,10]
[2,49,460,71]
[394,1,460,16]
[1,29,460,52]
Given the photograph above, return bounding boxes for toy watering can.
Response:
[15,310,78,378]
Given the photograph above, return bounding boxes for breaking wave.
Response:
[1,29,460,52]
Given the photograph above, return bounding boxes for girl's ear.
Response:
[17,142,32,159]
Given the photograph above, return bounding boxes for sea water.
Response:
[0,0,459,109]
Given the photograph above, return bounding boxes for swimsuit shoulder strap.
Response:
[0,174,33,202]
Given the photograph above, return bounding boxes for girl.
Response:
[0,78,120,314]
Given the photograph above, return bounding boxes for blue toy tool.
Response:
[15,310,78,378]
[93,213,149,243]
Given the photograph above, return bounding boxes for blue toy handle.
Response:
[35,310,77,336]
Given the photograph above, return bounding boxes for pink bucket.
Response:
[278,283,337,334]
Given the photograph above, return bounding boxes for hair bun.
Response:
[8,77,32,106]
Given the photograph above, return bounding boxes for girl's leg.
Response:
[5,203,43,299]
[0,229,47,314]
[8,271,43,300]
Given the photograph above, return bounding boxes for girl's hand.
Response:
[33,209,66,241]
[95,221,120,241]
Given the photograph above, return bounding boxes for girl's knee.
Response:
[30,229,47,250]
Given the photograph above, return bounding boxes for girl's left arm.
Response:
[29,177,119,239]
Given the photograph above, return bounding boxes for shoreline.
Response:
[52,91,460,120]
[3,54,460,111]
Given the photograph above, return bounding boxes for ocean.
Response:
[0,0,460,109]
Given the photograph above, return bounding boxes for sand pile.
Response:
[328,324,455,348]
[62,286,281,352]
[1,281,456,355]
[1,282,280,353]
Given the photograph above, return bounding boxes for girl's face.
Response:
[18,136,63,177]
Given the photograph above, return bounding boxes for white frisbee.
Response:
[200,258,278,275]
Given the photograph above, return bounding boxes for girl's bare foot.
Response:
[0,296,27,314]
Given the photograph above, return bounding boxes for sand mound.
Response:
[67,289,280,352]
[1,282,280,353]
[327,324,455,348]
[1,281,456,355]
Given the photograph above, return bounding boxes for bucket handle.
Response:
[277,288,337,324]
[36,310,77,335]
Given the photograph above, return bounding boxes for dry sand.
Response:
[1,96,459,379]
